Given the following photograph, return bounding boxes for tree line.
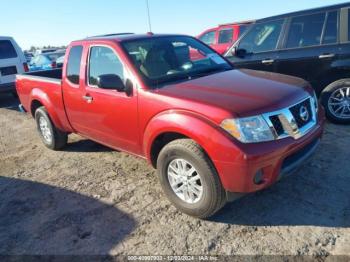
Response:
[27,45,67,52]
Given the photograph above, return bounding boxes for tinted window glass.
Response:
[199,31,216,45]
[238,20,283,53]
[286,13,325,48]
[122,36,231,86]
[348,10,350,41]
[238,25,249,37]
[38,55,50,65]
[323,11,338,44]
[218,29,233,44]
[89,46,124,87]
[66,46,83,84]
[0,40,17,59]
[46,52,65,62]
[31,55,40,65]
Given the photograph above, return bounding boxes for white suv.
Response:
[0,36,28,94]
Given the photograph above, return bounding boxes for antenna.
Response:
[145,0,152,32]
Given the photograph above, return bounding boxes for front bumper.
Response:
[0,82,16,93]
[213,110,325,194]
[278,138,319,180]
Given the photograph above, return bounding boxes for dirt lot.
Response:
[0,94,349,257]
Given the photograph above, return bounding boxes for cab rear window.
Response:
[0,40,17,59]
[218,29,234,44]
[66,46,83,84]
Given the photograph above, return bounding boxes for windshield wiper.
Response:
[188,67,231,79]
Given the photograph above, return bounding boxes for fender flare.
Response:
[143,110,241,165]
[30,88,65,130]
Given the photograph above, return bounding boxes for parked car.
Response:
[225,3,350,124]
[56,55,65,68]
[29,51,65,71]
[35,48,58,55]
[197,21,253,54]
[16,34,325,218]
[0,36,28,94]
[24,51,34,63]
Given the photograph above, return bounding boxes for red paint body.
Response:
[197,21,253,54]
[16,34,325,194]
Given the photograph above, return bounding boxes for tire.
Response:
[34,106,68,150]
[157,139,226,218]
[321,79,350,124]
[11,91,18,98]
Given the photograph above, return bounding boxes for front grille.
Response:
[269,115,284,136]
[0,66,17,76]
[263,97,317,140]
[289,98,312,128]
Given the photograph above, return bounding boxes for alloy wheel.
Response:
[39,116,52,143]
[328,87,350,119]
[167,158,203,204]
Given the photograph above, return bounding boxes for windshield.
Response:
[121,36,232,86]
[45,52,65,62]
[0,40,17,59]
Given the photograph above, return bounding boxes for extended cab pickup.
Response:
[16,34,325,218]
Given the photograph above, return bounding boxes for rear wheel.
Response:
[157,139,226,218]
[11,91,18,98]
[35,107,68,150]
[321,79,350,124]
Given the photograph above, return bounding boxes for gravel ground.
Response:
[0,94,349,257]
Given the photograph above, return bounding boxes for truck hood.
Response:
[154,69,311,117]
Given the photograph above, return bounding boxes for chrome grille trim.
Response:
[262,96,317,140]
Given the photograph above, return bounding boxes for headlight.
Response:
[221,116,275,143]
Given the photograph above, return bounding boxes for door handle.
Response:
[262,59,274,64]
[83,95,93,103]
[319,54,335,59]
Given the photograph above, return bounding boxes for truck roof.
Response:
[0,36,14,40]
[74,33,189,44]
[258,2,350,22]
[218,20,255,27]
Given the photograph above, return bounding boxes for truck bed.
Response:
[16,68,72,132]
[20,68,62,82]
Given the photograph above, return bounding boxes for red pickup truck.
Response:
[16,33,325,218]
[197,21,253,54]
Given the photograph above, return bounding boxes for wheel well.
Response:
[30,100,43,117]
[316,70,350,95]
[150,132,188,168]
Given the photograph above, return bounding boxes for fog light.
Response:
[254,170,264,185]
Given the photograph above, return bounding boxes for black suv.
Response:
[225,3,350,124]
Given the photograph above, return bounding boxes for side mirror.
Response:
[235,48,247,58]
[97,74,125,92]
[230,46,237,56]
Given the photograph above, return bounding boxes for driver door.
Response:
[84,45,139,153]
[226,19,285,72]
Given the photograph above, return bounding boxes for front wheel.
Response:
[35,107,68,150]
[157,139,226,218]
[321,79,350,124]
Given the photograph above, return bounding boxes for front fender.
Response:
[30,88,65,131]
[143,110,245,189]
